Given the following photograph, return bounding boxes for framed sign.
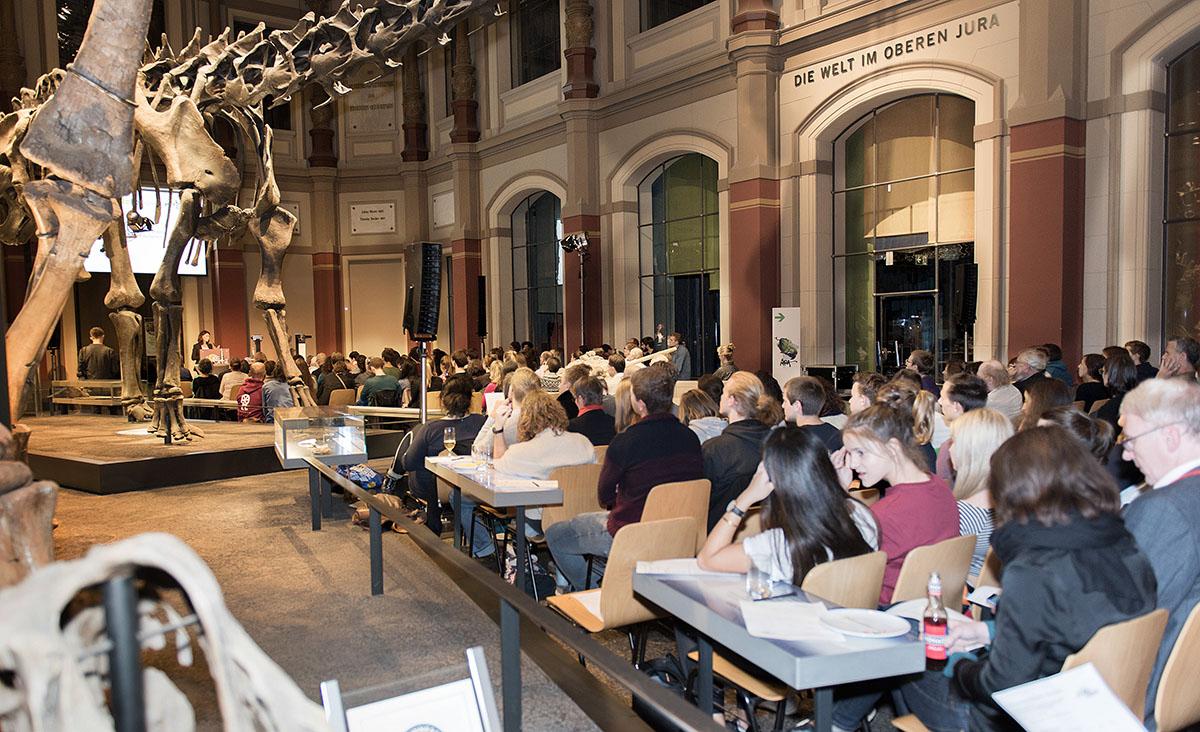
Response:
[350,203,396,235]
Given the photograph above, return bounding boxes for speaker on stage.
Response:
[477,275,487,339]
[404,242,442,341]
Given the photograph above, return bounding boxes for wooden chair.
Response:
[802,551,887,610]
[894,608,1169,732]
[179,381,193,398]
[547,517,696,666]
[1089,398,1110,415]
[1155,603,1200,732]
[328,388,356,407]
[970,548,1002,620]
[540,463,604,533]
[593,444,608,463]
[733,508,762,543]
[891,534,976,605]
[470,392,484,414]
[1073,400,1086,410]
[640,479,711,552]
[426,391,442,412]
[1063,608,1168,720]
[849,487,880,507]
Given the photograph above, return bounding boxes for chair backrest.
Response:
[801,551,888,610]
[368,389,400,407]
[1072,400,1086,410]
[470,392,484,414]
[849,487,880,507]
[541,463,604,533]
[971,548,1003,620]
[1089,398,1110,415]
[640,479,711,551]
[328,388,356,407]
[600,517,697,628]
[593,445,608,463]
[1062,608,1168,721]
[427,391,442,412]
[1155,603,1200,732]
[733,508,762,543]
[179,381,193,398]
[673,379,699,404]
[891,534,977,604]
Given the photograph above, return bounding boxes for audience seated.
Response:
[1042,342,1073,387]
[816,375,850,429]
[612,378,639,434]
[977,359,1023,424]
[557,364,591,420]
[235,362,267,422]
[698,426,877,583]
[678,389,726,444]
[1125,339,1158,383]
[848,372,887,414]
[1159,336,1200,380]
[702,372,779,530]
[77,326,119,380]
[876,382,938,471]
[473,368,540,453]
[935,373,989,485]
[294,356,317,395]
[545,366,703,591]
[493,390,595,479]
[1017,376,1073,431]
[1118,378,1200,727]
[605,354,625,395]
[191,359,222,399]
[540,356,563,392]
[833,427,1156,731]
[1095,350,1138,431]
[261,361,294,423]
[401,375,490,557]
[1075,353,1111,411]
[1038,405,1114,464]
[832,403,958,605]
[1010,347,1049,394]
[315,359,354,405]
[566,376,617,446]
[713,343,737,382]
[219,358,248,400]
[782,376,843,452]
[356,357,401,406]
[905,349,940,397]
[948,408,1012,581]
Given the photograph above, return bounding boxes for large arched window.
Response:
[834,94,976,373]
[1164,41,1200,341]
[511,192,563,349]
[638,154,720,376]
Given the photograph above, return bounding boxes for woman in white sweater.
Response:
[492,390,595,478]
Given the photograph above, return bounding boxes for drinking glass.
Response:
[443,426,457,454]
[746,564,772,600]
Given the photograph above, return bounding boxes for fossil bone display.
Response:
[0,0,498,436]
[0,532,330,730]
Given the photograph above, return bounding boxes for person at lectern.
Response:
[191,330,215,364]
[77,327,118,380]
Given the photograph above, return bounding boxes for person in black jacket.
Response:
[567,376,616,446]
[191,359,222,399]
[701,371,781,530]
[832,426,1158,732]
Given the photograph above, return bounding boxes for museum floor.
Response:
[52,463,611,731]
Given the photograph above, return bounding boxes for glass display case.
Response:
[273,406,367,469]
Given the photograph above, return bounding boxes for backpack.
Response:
[631,654,691,731]
[368,388,399,407]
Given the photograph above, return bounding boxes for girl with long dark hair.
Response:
[698,426,877,586]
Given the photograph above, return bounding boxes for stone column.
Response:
[309,169,343,353]
[727,7,781,372]
[211,246,251,357]
[305,0,338,167]
[450,23,480,144]
[401,46,429,162]
[449,147,483,350]
[561,102,603,351]
[563,0,598,99]
[1007,0,1087,362]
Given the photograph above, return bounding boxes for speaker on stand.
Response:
[953,262,978,361]
[404,242,442,423]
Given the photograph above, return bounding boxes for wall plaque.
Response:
[350,203,396,235]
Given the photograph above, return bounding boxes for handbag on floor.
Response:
[336,463,384,491]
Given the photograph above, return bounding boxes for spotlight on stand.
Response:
[559,232,589,255]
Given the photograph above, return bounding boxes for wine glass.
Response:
[443,426,457,455]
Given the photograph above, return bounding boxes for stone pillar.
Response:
[727,10,782,372]
[305,0,338,167]
[1007,0,1087,362]
[450,147,483,349]
[308,168,343,353]
[450,23,480,144]
[563,0,598,99]
[211,246,251,358]
[0,0,27,107]
[401,46,429,162]
[561,102,603,351]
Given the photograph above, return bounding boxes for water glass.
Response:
[746,564,772,600]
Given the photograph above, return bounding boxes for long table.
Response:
[425,456,562,592]
[632,572,925,731]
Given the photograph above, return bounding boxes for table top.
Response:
[633,572,925,690]
[425,456,563,508]
[183,397,239,407]
[345,405,444,420]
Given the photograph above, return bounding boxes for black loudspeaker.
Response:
[954,263,978,326]
[477,275,487,338]
[405,242,442,341]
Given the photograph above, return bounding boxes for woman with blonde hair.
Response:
[713,343,738,381]
[473,367,540,453]
[678,389,726,444]
[701,371,780,529]
[613,378,639,433]
[949,407,1014,580]
[492,390,595,475]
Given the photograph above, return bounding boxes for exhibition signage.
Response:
[771,307,805,387]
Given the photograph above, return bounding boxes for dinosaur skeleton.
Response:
[0,0,497,437]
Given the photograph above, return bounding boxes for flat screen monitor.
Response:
[83,188,208,276]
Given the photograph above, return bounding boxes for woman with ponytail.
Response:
[701,371,778,530]
[832,402,959,605]
[876,381,938,470]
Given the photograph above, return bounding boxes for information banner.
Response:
[771,308,805,387]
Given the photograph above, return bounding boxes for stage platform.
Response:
[23,415,410,495]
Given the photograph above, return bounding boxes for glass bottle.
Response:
[923,571,948,671]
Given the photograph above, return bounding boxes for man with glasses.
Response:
[1119,378,1200,728]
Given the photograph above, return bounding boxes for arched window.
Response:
[638,154,720,376]
[511,192,563,349]
[834,94,976,373]
[1164,41,1200,341]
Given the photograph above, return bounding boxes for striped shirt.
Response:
[957,500,994,580]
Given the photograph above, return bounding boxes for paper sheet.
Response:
[967,585,1002,610]
[491,478,558,491]
[484,392,504,415]
[991,663,1147,732]
[635,558,742,577]
[738,600,846,642]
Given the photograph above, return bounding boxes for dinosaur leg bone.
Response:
[102,221,149,419]
[263,308,313,407]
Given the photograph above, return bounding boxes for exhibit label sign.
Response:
[350,203,396,235]
[771,307,805,387]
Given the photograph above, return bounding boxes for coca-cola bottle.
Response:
[923,571,948,670]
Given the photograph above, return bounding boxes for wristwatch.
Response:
[492,426,504,434]
[725,500,745,518]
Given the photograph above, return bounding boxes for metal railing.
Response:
[304,458,721,732]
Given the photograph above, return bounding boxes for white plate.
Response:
[820,608,911,638]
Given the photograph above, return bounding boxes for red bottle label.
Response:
[923,618,948,660]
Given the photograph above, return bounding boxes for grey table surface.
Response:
[425,457,564,508]
[633,572,926,690]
